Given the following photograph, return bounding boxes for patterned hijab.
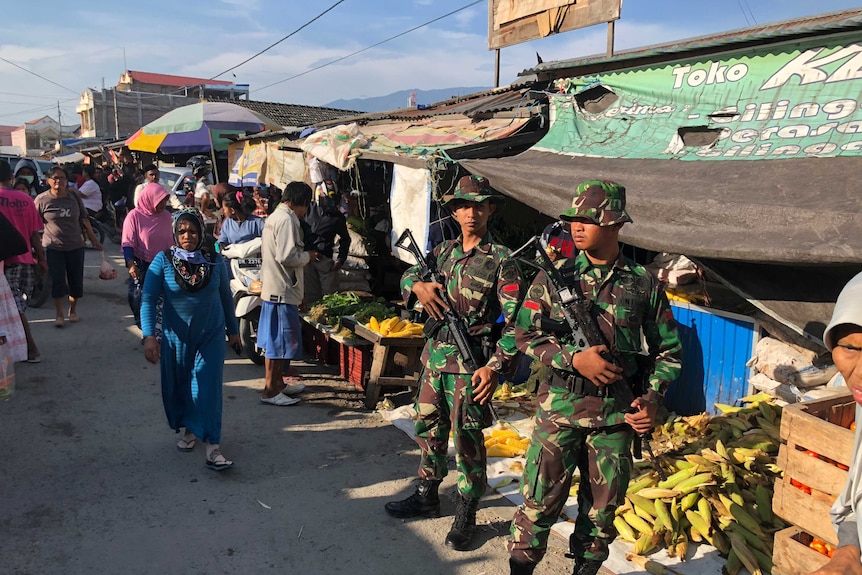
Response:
[169,207,215,292]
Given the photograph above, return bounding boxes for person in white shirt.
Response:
[134,165,183,211]
[78,165,103,215]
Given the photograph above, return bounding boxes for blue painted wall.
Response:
[664,303,757,416]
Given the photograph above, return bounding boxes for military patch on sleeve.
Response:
[523,300,540,311]
[503,283,520,293]
[500,263,519,282]
[529,285,544,299]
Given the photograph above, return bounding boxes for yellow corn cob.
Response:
[491,429,522,440]
[487,444,520,458]
[636,488,682,499]
[622,512,653,536]
[368,316,380,332]
[614,516,637,542]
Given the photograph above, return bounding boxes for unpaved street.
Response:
[0,249,574,575]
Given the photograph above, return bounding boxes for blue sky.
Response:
[0,0,860,128]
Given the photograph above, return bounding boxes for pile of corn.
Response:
[616,393,786,574]
[484,427,531,458]
[365,316,424,337]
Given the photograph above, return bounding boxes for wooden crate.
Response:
[343,344,372,390]
[773,389,855,545]
[772,526,830,575]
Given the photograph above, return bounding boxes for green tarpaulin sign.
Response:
[537,37,862,160]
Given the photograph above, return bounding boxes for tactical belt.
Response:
[551,368,609,398]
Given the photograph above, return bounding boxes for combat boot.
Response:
[509,557,537,575]
[572,556,604,575]
[444,494,479,550]
[384,479,441,518]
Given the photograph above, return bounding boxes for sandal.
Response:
[67,312,80,323]
[54,316,65,328]
[176,436,196,452]
[205,448,233,471]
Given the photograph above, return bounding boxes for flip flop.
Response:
[281,382,306,395]
[176,437,196,452]
[261,394,300,406]
[67,313,80,323]
[205,448,233,471]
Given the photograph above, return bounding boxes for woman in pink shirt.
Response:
[121,183,173,330]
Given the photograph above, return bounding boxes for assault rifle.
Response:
[395,229,481,372]
[511,236,666,480]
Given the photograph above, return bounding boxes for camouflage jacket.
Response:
[401,232,522,374]
[515,250,682,427]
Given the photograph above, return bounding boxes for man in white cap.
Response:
[815,272,862,575]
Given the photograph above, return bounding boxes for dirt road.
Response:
[0,250,577,575]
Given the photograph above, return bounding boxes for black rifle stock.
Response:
[395,229,481,372]
[512,236,666,480]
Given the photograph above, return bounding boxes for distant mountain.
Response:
[325,87,491,113]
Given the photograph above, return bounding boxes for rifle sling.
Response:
[433,325,494,363]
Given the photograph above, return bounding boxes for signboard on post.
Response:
[488,0,622,50]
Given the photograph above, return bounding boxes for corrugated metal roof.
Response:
[206,97,360,128]
[526,7,862,76]
[313,83,545,126]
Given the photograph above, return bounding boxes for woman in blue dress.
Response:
[141,207,240,471]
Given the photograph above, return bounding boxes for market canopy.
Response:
[126,101,282,154]
[463,152,862,265]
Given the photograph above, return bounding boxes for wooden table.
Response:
[344,316,426,409]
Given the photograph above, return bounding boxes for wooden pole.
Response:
[494,48,501,88]
[607,20,615,58]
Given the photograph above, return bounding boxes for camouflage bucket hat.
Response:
[442,175,505,206]
[559,180,632,226]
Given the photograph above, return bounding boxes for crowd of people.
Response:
[5,149,862,575]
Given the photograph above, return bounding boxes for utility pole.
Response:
[57,100,63,155]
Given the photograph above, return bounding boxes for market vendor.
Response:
[507,180,682,575]
[383,175,523,552]
[814,272,862,575]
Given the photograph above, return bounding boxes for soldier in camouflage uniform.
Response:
[384,175,523,551]
[508,181,682,575]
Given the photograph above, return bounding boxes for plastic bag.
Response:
[99,252,118,280]
[0,343,14,400]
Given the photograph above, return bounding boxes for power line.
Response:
[0,90,71,100]
[255,0,483,93]
[0,56,79,94]
[255,0,483,94]
[210,0,348,80]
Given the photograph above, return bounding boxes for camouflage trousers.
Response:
[509,389,634,564]
[413,369,493,499]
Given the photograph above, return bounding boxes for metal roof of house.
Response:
[524,7,862,77]
[207,97,360,128]
[126,70,233,87]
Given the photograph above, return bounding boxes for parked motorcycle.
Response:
[220,237,264,365]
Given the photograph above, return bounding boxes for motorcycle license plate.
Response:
[238,258,262,268]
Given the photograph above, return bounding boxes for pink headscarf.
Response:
[121,183,173,263]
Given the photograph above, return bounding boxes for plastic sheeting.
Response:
[389,165,431,265]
